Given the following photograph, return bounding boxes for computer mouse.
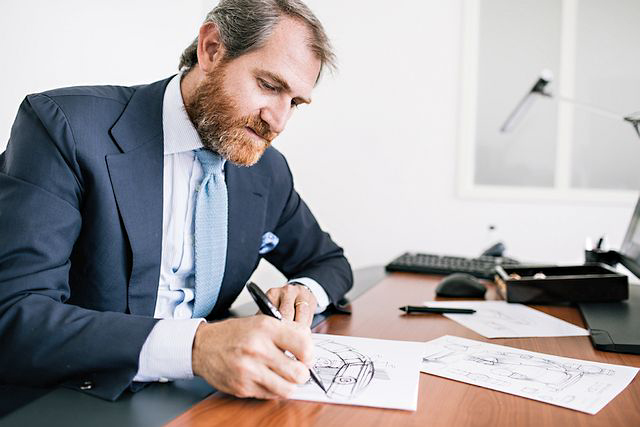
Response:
[435,273,486,298]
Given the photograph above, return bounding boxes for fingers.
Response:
[230,360,297,400]
[293,300,311,326]
[294,290,316,327]
[271,319,314,367]
[267,284,317,326]
[193,316,314,401]
[253,383,285,400]
[240,320,310,399]
[263,365,307,400]
[262,341,310,384]
[248,316,313,374]
[265,287,281,308]
[277,285,298,321]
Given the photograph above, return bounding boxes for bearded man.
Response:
[0,0,352,401]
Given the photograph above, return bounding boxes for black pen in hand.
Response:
[246,281,326,393]
[399,305,476,314]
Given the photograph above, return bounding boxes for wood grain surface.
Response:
[165,273,640,427]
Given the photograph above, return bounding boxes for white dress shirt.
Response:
[133,74,329,382]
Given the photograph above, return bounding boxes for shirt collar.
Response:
[162,74,204,155]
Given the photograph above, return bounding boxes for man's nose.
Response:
[260,100,291,135]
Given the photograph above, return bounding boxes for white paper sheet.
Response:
[422,335,639,414]
[423,301,589,338]
[290,333,424,411]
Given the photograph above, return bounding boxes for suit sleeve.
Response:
[0,95,158,400]
[263,154,353,305]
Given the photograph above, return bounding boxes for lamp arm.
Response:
[556,96,640,139]
[500,71,640,139]
[555,95,623,121]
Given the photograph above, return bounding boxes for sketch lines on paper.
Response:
[311,339,390,400]
[421,336,640,414]
[472,308,532,334]
[423,339,614,394]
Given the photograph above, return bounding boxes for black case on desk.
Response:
[494,263,628,304]
[579,285,640,354]
[575,196,640,354]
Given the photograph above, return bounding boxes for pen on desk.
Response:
[245,281,326,393]
[399,306,476,314]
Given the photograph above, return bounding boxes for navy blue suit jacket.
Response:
[0,77,352,400]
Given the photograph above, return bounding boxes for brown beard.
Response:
[184,63,277,167]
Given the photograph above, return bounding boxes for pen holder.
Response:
[584,249,620,267]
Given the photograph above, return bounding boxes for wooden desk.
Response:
[166,273,640,427]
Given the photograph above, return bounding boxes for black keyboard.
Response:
[385,252,520,279]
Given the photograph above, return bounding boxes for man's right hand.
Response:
[191,315,313,399]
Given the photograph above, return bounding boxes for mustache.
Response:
[244,115,277,143]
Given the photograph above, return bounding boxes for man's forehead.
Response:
[246,17,321,95]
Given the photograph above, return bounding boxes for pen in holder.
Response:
[584,249,620,267]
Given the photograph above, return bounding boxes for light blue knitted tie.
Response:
[193,149,228,318]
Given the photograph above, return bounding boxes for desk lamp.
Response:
[500,70,640,278]
[500,69,640,139]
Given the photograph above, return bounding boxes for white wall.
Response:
[285,0,635,268]
[1,1,636,293]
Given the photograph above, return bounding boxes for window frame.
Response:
[457,0,638,205]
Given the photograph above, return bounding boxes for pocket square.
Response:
[259,232,279,255]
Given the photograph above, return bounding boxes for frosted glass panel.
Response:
[474,0,561,187]
[571,0,640,190]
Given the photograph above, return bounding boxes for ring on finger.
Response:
[294,301,309,307]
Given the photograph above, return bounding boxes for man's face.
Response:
[185,17,322,166]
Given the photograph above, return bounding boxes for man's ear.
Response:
[197,22,225,73]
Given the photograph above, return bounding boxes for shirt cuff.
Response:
[289,277,330,314]
[133,318,205,383]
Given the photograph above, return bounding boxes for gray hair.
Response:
[179,0,336,79]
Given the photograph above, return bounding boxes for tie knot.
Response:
[196,149,224,176]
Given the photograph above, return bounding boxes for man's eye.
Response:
[259,79,277,92]
[291,99,300,109]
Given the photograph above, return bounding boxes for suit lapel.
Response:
[104,76,271,317]
[106,78,171,316]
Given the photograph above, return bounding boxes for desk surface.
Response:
[166,272,640,427]
[0,267,385,427]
